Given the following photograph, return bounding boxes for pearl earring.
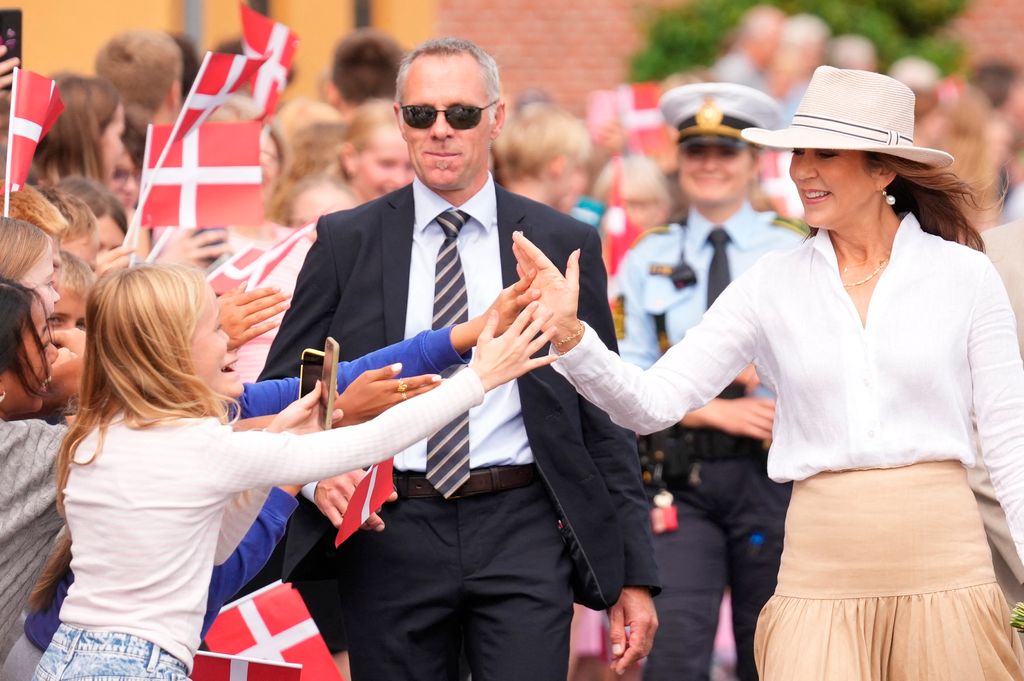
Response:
[882,189,896,206]
[0,390,5,405]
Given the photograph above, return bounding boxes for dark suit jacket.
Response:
[260,183,659,608]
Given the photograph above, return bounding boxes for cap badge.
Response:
[695,98,723,131]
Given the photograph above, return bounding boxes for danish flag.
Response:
[204,581,342,681]
[619,83,671,156]
[190,651,301,681]
[139,121,264,228]
[4,68,63,211]
[176,51,266,143]
[207,244,269,295]
[240,3,299,121]
[335,458,395,547]
[601,155,643,280]
[206,221,315,294]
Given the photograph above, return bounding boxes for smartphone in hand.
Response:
[299,337,340,430]
[0,9,21,91]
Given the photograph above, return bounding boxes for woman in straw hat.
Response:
[512,65,1024,680]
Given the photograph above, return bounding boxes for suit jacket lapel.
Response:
[382,186,415,345]
[496,184,529,287]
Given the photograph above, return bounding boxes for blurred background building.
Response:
[17,0,1024,114]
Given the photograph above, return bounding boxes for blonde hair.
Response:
[0,217,52,280]
[592,155,671,208]
[57,250,96,298]
[493,104,591,184]
[95,30,182,118]
[56,264,233,511]
[9,185,69,239]
[39,187,98,246]
[342,99,397,153]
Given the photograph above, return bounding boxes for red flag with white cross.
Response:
[139,121,263,228]
[335,458,395,547]
[240,3,299,121]
[203,581,343,681]
[189,651,301,681]
[619,83,670,156]
[4,68,63,212]
[176,51,266,143]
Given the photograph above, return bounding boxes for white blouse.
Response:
[555,214,1024,558]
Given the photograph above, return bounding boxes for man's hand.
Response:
[314,470,397,531]
[218,285,291,351]
[698,397,775,440]
[608,586,658,674]
[336,364,441,425]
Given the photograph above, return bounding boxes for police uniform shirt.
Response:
[618,202,805,370]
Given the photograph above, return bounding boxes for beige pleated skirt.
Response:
[755,461,1024,681]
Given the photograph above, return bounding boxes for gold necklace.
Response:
[842,258,889,289]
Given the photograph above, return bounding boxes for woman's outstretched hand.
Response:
[470,302,557,390]
[511,232,584,347]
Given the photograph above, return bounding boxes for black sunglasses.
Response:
[400,101,498,130]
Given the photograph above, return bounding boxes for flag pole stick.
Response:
[124,52,213,262]
[4,67,19,218]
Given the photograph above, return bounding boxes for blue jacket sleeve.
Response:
[237,328,469,418]
[199,488,299,638]
[24,571,74,651]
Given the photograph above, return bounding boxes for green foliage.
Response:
[630,0,968,82]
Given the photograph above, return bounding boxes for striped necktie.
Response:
[426,208,471,498]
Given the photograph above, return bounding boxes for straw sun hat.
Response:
[741,65,953,168]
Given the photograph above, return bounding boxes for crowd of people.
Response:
[3,5,1024,681]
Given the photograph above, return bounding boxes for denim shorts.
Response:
[32,624,188,681]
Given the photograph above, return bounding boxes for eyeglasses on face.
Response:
[399,101,499,130]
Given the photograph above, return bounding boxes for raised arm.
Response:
[211,304,557,494]
[513,232,760,434]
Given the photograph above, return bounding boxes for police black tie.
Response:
[426,208,471,498]
[706,227,731,308]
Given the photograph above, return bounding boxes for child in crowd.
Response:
[49,253,94,333]
[32,264,553,680]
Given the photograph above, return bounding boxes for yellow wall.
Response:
[372,0,436,48]
[17,0,437,99]
[272,0,355,101]
[19,0,184,77]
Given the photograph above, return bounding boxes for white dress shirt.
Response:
[554,213,1024,560]
[391,175,533,472]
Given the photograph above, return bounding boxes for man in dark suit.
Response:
[260,37,658,681]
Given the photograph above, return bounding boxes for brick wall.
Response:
[434,0,1023,115]
[436,0,643,115]
[952,0,1024,72]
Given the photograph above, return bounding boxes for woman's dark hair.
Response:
[866,152,986,252]
[0,277,49,399]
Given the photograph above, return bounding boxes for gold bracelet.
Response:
[553,322,585,348]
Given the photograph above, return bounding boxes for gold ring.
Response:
[397,380,408,394]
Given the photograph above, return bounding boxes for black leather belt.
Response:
[393,464,536,499]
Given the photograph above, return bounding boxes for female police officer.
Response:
[615,83,804,681]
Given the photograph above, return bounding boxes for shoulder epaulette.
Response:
[772,214,810,236]
[630,225,674,249]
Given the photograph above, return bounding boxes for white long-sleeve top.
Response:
[59,368,484,671]
[555,214,1024,561]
